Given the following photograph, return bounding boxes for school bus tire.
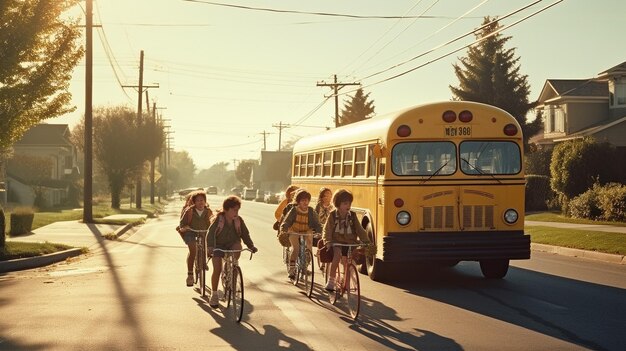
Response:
[479,259,510,279]
[360,223,375,275]
[368,258,387,282]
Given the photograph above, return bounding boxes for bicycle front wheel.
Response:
[346,263,361,319]
[232,266,244,323]
[304,249,314,297]
[199,248,207,297]
[327,264,340,305]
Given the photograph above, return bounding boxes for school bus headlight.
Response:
[504,209,518,224]
[396,211,411,225]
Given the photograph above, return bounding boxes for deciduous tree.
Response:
[0,0,83,154]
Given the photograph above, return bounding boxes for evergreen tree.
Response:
[339,88,375,126]
[450,16,541,149]
[0,0,83,153]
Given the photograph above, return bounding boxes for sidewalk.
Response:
[525,220,626,234]
[0,214,146,273]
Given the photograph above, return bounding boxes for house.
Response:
[6,124,78,207]
[251,150,292,194]
[534,61,626,149]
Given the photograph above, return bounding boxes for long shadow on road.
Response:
[390,263,626,351]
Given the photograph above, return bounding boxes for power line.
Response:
[182,0,475,19]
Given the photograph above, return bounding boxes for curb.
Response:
[531,243,626,265]
[114,223,133,238]
[0,248,83,273]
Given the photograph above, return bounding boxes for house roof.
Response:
[14,124,72,147]
[546,79,608,97]
[597,61,626,79]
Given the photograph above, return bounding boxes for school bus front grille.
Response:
[422,206,454,229]
[462,205,495,229]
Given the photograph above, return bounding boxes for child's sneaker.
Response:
[288,264,296,280]
[209,291,219,308]
[325,277,335,291]
[186,273,193,287]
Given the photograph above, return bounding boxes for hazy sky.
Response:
[52,0,626,170]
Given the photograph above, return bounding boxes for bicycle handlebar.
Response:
[212,247,255,260]
[329,243,367,247]
[285,232,321,237]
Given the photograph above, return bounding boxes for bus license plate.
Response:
[444,126,472,137]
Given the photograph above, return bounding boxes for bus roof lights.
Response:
[503,124,518,136]
[394,198,404,207]
[442,110,456,123]
[397,125,411,137]
[459,110,473,123]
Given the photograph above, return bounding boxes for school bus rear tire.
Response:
[479,259,509,279]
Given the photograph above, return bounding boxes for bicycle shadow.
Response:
[348,295,463,351]
[192,297,312,350]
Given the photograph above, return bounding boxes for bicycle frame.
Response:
[188,229,209,297]
[212,248,254,323]
[287,232,316,297]
[326,243,364,320]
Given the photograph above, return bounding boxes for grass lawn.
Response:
[0,242,78,260]
[526,212,626,227]
[526,226,626,256]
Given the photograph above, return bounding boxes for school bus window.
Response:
[323,151,331,176]
[314,152,322,176]
[459,141,521,175]
[307,154,314,176]
[343,148,354,177]
[355,146,366,176]
[368,145,376,177]
[392,141,456,176]
[332,149,342,176]
[299,154,307,176]
[293,154,300,176]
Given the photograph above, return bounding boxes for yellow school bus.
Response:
[291,101,530,281]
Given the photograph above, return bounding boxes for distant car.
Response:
[264,191,279,204]
[206,186,218,195]
[178,187,203,197]
[230,186,243,197]
[242,188,257,201]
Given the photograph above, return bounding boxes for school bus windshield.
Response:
[459,141,521,175]
[392,141,456,176]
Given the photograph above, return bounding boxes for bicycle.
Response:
[285,232,317,298]
[212,247,255,323]
[188,228,209,297]
[324,243,365,320]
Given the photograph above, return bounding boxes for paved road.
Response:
[1,198,625,350]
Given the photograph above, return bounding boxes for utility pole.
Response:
[272,122,290,151]
[83,0,93,223]
[150,101,156,204]
[122,51,158,209]
[259,130,273,151]
[316,74,360,127]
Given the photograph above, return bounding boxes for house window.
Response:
[616,82,626,105]
[554,107,565,132]
[64,155,72,168]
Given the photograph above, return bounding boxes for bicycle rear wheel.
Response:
[346,263,361,319]
[303,249,314,297]
[232,266,244,323]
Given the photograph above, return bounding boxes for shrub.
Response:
[550,137,620,202]
[568,187,602,220]
[525,175,553,211]
[525,148,552,176]
[9,207,35,236]
[596,183,626,222]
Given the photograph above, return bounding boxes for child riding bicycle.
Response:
[322,189,371,291]
[279,189,322,280]
[177,190,213,287]
[207,196,258,308]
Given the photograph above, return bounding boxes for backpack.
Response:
[212,211,241,236]
[333,210,358,233]
[176,205,213,234]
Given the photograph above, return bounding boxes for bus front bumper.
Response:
[382,231,530,262]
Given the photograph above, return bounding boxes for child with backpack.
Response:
[206,196,258,308]
[322,189,371,291]
[280,189,322,280]
[177,190,213,287]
